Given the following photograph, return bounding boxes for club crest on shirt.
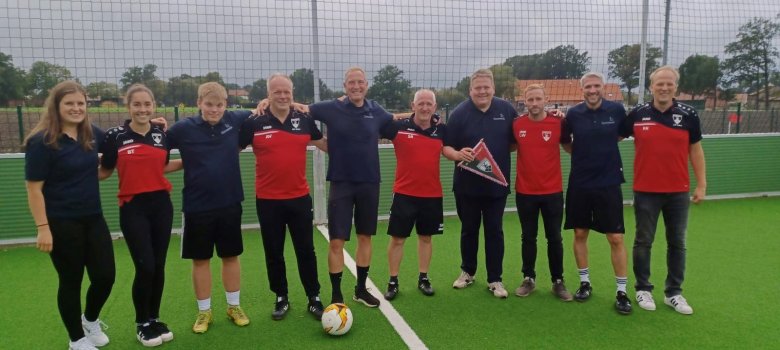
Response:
[518,130,527,138]
[672,114,682,126]
[152,133,162,145]
[542,130,552,141]
[291,118,300,130]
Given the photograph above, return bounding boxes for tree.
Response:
[367,65,412,110]
[504,53,545,79]
[489,64,515,99]
[722,16,780,109]
[120,64,166,102]
[435,87,467,111]
[85,81,120,101]
[504,45,591,80]
[248,78,268,102]
[164,74,199,106]
[679,54,721,108]
[0,52,26,106]
[608,43,662,103]
[455,76,471,96]
[25,61,73,103]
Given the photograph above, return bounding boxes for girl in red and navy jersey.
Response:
[25,81,115,350]
[99,84,181,347]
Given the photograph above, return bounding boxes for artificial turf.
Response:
[1,197,778,349]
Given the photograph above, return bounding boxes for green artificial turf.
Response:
[1,197,778,349]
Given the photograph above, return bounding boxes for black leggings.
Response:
[49,214,116,341]
[120,191,173,323]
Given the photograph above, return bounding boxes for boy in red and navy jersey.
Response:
[511,84,573,301]
[620,66,706,315]
[382,89,445,301]
[239,74,327,321]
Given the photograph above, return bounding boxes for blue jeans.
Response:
[632,192,690,297]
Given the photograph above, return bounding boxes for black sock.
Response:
[419,272,429,281]
[330,272,343,298]
[389,275,399,284]
[357,266,369,290]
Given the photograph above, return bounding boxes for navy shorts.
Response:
[327,181,379,241]
[387,193,444,238]
[564,185,625,234]
[181,203,244,259]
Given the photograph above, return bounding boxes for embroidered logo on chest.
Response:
[672,114,682,126]
[542,131,552,142]
[518,130,527,138]
[291,118,300,130]
[152,133,162,145]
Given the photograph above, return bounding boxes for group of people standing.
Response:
[24,63,704,350]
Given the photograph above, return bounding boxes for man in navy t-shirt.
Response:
[443,68,516,298]
[561,72,631,314]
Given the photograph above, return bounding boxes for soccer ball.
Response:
[321,303,353,336]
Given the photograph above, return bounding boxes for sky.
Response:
[1,0,778,90]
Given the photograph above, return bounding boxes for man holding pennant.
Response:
[443,68,516,298]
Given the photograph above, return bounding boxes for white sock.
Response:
[226,291,240,306]
[616,276,628,293]
[578,268,590,283]
[197,298,211,311]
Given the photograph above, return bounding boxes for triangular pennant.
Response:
[457,139,508,187]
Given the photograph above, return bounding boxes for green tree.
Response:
[489,64,515,99]
[504,45,591,80]
[367,65,412,110]
[248,78,268,102]
[435,87,467,111]
[85,81,120,101]
[608,43,662,104]
[679,54,721,108]
[164,74,199,106]
[25,61,73,103]
[120,64,166,102]
[287,68,335,103]
[0,52,26,106]
[722,16,780,109]
[504,53,545,79]
[455,76,471,96]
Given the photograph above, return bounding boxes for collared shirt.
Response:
[100,120,172,205]
[444,97,516,197]
[513,112,570,195]
[563,99,626,189]
[386,114,446,198]
[167,110,251,213]
[621,99,703,193]
[239,109,323,200]
[309,98,394,183]
[25,125,105,219]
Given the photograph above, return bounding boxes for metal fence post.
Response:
[736,102,741,134]
[16,106,24,142]
[444,104,450,122]
[174,106,179,122]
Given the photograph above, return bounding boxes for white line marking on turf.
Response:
[316,225,428,350]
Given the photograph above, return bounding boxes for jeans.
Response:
[515,192,564,282]
[632,191,690,297]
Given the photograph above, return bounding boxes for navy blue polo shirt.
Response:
[562,99,626,189]
[167,110,252,213]
[25,125,105,219]
[444,97,516,197]
[309,98,394,183]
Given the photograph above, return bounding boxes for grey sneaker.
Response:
[552,279,573,301]
[636,290,656,311]
[488,281,508,298]
[664,295,693,315]
[514,277,536,297]
[452,271,475,289]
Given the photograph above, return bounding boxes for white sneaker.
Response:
[635,291,656,311]
[488,281,508,298]
[452,271,475,289]
[81,315,109,347]
[69,337,98,350]
[664,295,694,315]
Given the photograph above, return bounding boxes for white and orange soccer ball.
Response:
[321,303,353,336]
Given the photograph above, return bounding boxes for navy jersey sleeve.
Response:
[443,112,461,148]
[384,120,403,140]
[620,108,638,138]
[166,121,180,150]
[100,127,119,169]
[370,101,396,140]
[229,110,253,124]
[24,133,52,181]
[559,117,572,144]
[309,101,329,122]
[239,117,256,149]
[91,124,105,150]
[307,116,324,141]
[688,109,703,144]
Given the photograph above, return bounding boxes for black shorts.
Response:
[327,181,380,241]
[181,203,244,259]
[387,193,444,238]
[564,185,625,234]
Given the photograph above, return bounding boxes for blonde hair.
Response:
[124,83,156,105]
[197,82,227,101]
[650,65,680,84]
[524,84,545,96]
[24,80,94,151]
[470,69,494,86]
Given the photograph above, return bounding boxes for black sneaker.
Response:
[353,287,380,307]
[136,324,163,347]
[574,281,592,302]
[418,278,435,296]
[384,282,399,300]
[272,296,290,321]
[150,320,173,342]
[616,291,632,315]
[307,297,324,320]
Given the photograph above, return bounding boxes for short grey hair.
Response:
[413,89,436,104]
[650,65,680,84]
[267,73,292,91]
[579,72,605,87]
